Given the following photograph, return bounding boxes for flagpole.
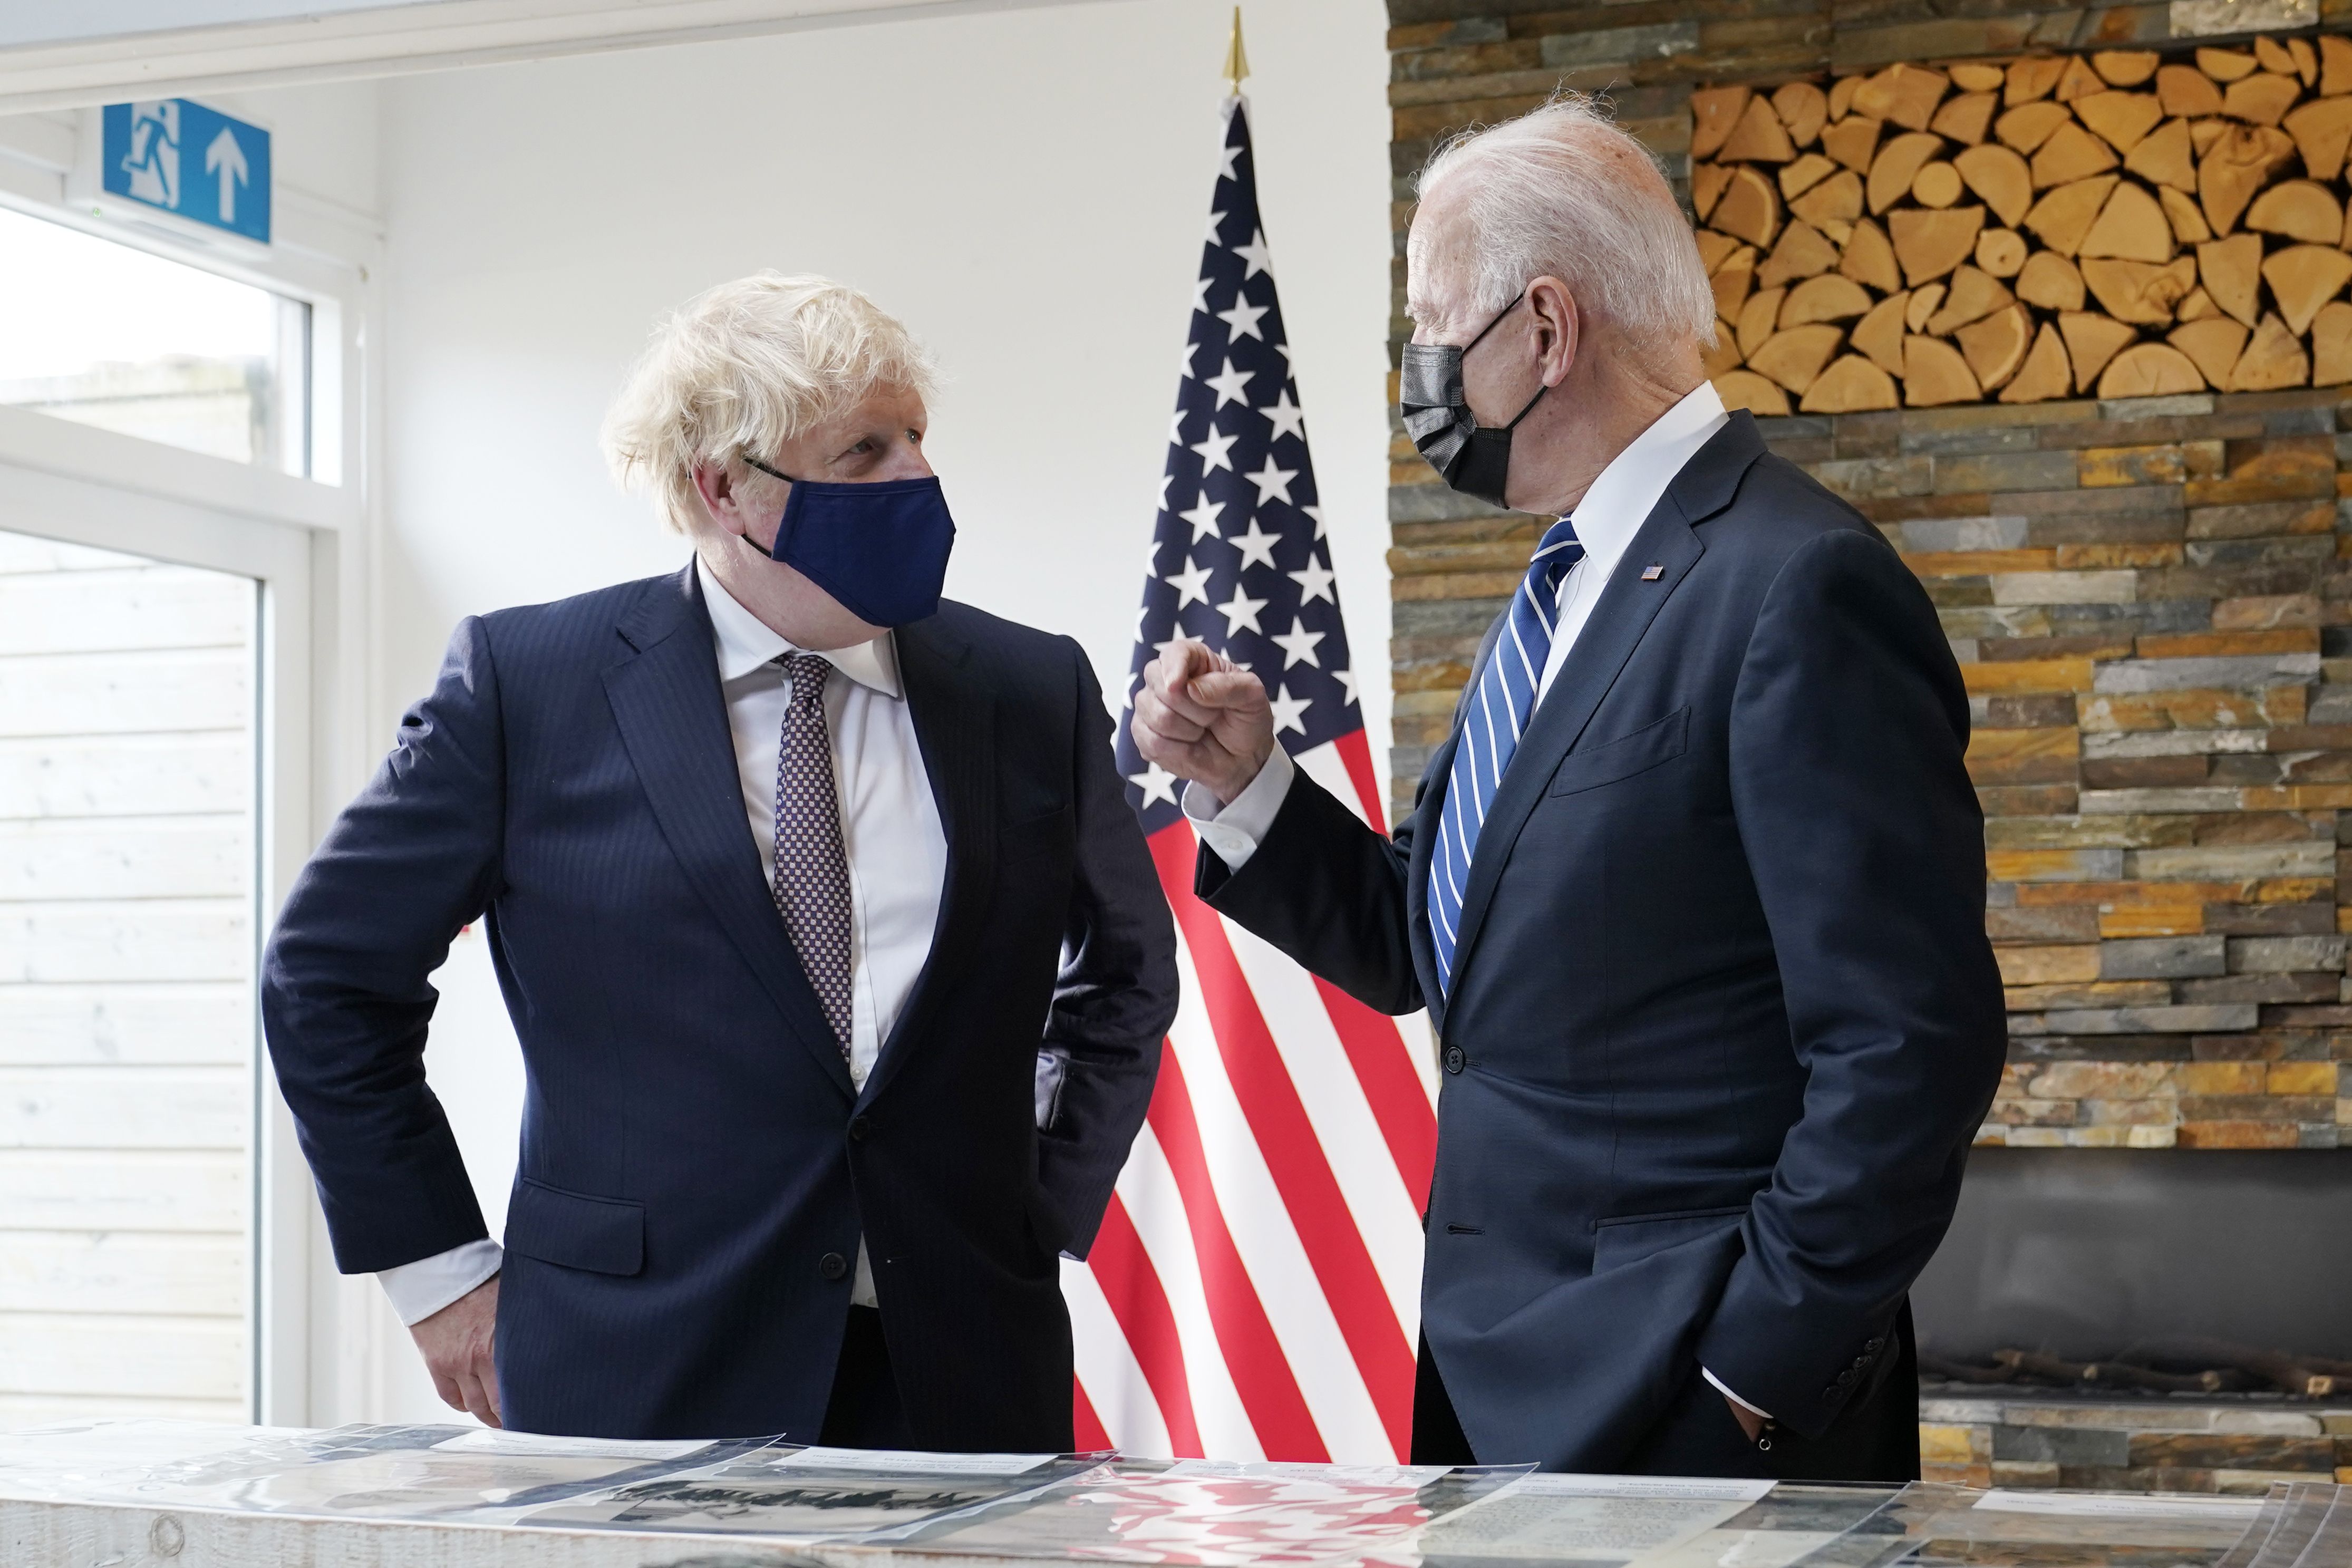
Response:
[1223,6,1248,98]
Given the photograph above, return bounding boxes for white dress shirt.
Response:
[1180,381,1768,1419]
[377,558,948,1325]
[1187,380,1728,867]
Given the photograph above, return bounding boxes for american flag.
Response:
[1067,96,1439,1464]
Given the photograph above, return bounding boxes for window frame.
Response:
[0,128,378,1429]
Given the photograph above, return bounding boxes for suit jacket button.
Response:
[819,1252,849,1281]
[1444,1046,1465,1075]
[848,1115,873,1142]
[1823,1385,1841,1399]
[1866,1338,1884,1352]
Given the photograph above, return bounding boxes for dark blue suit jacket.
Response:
[1200,413,2005,1471]
[263,564,1177,1444]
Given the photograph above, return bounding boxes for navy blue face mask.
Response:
[742,456,956,627]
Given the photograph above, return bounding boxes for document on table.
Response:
[514,1448,1097,1537]
[1415,1474,1775,1566]
[878,1458,1531,1565]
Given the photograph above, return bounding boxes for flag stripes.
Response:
[1145,1049,1328,1459]
[1085,94,1437,1463]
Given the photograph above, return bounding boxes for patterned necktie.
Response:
[772,653,855,1057]
[1426,516,1583,998]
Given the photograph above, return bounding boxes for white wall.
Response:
[346,0,1394,1420]
[372,0,1393,746]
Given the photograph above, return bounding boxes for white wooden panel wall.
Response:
[0,527,255,1424]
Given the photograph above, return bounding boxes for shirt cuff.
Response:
[1180,746,1296,870]
[1703,1366,1773,1420]
[378,1239,504,1328]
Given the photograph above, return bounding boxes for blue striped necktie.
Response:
[1427,516,1583,996]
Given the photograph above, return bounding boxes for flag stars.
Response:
[1203,356,1256,410]
[1178,493,1226,544]
[1192,275,1213,314]
[1128,761,1180,809]
[1243,456,1300,506]
[1178,339,1202,380]
[1334,669,1358,706]
[1271,616,1325,670]
[1214,585,1269,637]
[1204,208,1228,247]
[1165,555,1215,608]
[1268,684,1312,735]
[1288,555,1337,605]
[1217,142,1243,182]
[1232,228,1275,280]
[1228,517,1281,571]
[1302,504,1325,539]
[1190,421,1239,475]
[1216,291,1271,343]
[1257,388,1306,442]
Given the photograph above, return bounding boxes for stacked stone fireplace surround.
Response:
[1385,0,2352,1490]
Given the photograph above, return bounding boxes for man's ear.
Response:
[1529,276,1580,389]
[691,464,747,538]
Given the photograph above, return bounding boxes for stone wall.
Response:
[1386,0,2352,1147]
[1918,1392,2352,1489]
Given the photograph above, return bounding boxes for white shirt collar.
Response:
[695,555,903,698]
[1561,380,1729,557]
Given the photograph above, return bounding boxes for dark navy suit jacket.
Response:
[263,564,1177,1444]
[1200,413,2005,1472]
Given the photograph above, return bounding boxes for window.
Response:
[0,206,309,476]
[0,526,259,1421]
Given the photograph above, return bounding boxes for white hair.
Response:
[601,272,941,534]
[1412,92,1717,353]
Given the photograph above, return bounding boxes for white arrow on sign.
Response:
[204,126,248,224]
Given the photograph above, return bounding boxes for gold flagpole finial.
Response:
[1223,6,1250,95]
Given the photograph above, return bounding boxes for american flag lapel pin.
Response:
[1640,563,1664,581]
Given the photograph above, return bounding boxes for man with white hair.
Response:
[1133,95,2005,1479]
[264,274,1177,1446]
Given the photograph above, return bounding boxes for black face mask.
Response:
[1398,291,1546,509]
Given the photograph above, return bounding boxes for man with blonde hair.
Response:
[1134,95,2004,1478]
[264,273,1176,1445]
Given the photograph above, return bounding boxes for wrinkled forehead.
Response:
[1404,179,1479,333]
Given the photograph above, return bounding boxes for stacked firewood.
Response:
[1697,38,2352,413]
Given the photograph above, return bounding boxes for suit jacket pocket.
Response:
[1547,706,1690,796]
[999,805,1075,862]
[1591,1204,1748,1275]
[506,1178,645,1276]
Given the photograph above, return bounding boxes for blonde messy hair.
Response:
[601,273,941,534]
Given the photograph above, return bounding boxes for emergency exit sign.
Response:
[100,99,271,245]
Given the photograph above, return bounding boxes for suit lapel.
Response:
[858,614,994,1106]
[1443,413,1766,1001]
[602,564,854,1097]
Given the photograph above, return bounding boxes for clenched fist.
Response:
[1130,639,1276,807]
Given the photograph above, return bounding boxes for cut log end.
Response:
[2229,311,2312,390]
[1712,369,1793,415]
[1799,354,1901,412]
[1903,334,1983,404]
[2097,341,2206,398]
[2000,321,2075,402]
